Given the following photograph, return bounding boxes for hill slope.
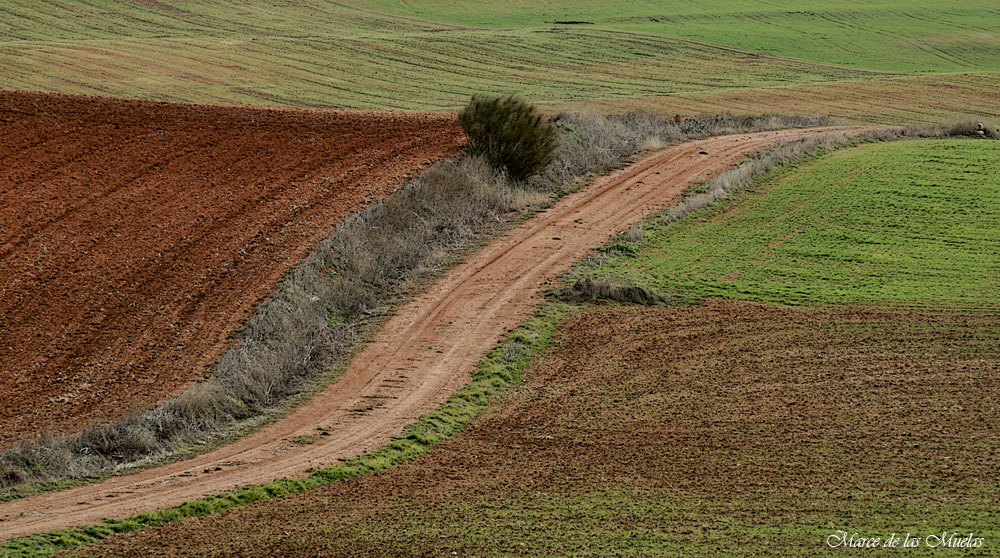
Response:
[2,1,998,121]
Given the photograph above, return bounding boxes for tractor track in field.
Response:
[0,125,871,540]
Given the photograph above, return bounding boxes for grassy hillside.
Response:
[603,139,1000,311]
[0,28,878,110]
[369,0,1000,73]
[605,72,1000,125]
[1,1,998,121]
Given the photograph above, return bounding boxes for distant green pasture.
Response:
[1,1,999,118]
[367,0,1000,73]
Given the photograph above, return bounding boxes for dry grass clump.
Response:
[563,276,669,306]
[894,119,998,139]
[0,108,842,494]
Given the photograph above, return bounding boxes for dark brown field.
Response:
[74,301,1000,556]
[0,90,463,446]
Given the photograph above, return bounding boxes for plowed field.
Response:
[0,90,462,446]
[77,302,1000,556]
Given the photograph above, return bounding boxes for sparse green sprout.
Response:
[458,94,558,181]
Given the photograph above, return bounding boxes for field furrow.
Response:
[0,90,463,446]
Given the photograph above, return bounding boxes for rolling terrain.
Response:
[60,136,1000,556]
[0,126,870,542]
[2,1,998,554]
[0,89,462,445]
[1,1,998,121]
[370,0,1000,73]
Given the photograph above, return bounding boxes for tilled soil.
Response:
[0,90,463,445]
[76,302,1000,556]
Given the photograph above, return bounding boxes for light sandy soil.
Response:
[0,125,870,540]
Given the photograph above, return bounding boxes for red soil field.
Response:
[0,90,463,447]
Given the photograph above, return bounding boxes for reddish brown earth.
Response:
[0,90,463,446]
[0,126,872,540]
[73,302,1000,556]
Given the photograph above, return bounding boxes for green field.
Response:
[2,1,999,121]
[368,0,1000,73]
[602,139,1000,311]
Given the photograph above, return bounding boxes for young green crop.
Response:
[604,139,1000,311]
[2,0,999,120]
[365,0,1000,73]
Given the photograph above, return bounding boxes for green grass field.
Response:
[2,1,999,121]
[602,139,1000,311]
[368,0,1000,73]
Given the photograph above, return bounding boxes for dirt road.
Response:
[0,126,868,540]
[0,90,462,445]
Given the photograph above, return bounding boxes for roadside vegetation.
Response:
[0,105,835,498]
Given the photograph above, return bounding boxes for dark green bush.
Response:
[458,95,558,181]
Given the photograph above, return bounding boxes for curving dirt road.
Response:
[0,126,869,540]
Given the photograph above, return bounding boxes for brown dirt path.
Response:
[0,125,869,540]
[0,90,463,445]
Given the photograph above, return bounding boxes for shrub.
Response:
[458,95,558,181]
